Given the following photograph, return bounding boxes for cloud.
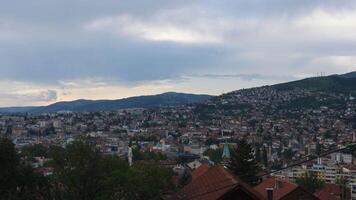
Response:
[9,90,58,103]
[0,86,58,106]
[1,0,356,106]
[190,74,297,81]
[85,15,222,44]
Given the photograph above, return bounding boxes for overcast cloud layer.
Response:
[1,0,356,106]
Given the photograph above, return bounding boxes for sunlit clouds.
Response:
[1,0,356,106]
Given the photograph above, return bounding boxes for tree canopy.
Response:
[0,138,174,200]
[0,137,51,200]
[227,139,261,185]
[296,172,325,193]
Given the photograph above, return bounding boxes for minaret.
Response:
[222,140,231,159]
[128,146,133,167]
[221,140,231,166]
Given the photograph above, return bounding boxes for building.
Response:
[171,165,265,200]
[222,140,231,159]
[314,184,341,200]
[254,177,319,200]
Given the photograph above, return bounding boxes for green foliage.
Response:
[0,138,174,200]
[49,140,173,200]
[262,147,268,167]
[282,148,293,160]
[205,137,219,146]
[274,75,356,93]
[21,144,49,158]
[255,147,261,163]
[132,148,167,161]
[15,165,52,200]
[296,172,325,193]
[0,137,51,200]
[227,140,261,185]
[178,169,191,188]
[128,163,174,199]
[49,140,104,200]
[203,148,223,163]
[0,137,19,198]
[336,177,348,200]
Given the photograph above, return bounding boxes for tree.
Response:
[132,147,167,161]
[178,169,191,188]
[227,139,261,185]
[296,172,324,193]
[203,148,223,163]
[15,165,52,200]
[49,139,174,200]
[336,177,348,200]
[262,147,268,168]
[255,147,261,163]
[49,140,105,200]
[0,137,51,200]
[128,163,174,200]
[282,148,293,160]
[316,142,322,156]
[0,137,19,198]
[21,144,49,158]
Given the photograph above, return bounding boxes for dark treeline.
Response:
[0,138,174,200]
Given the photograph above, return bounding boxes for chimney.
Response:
[266,188,273,200]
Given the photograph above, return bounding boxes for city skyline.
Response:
[1,0,356,106]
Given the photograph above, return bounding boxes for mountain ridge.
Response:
[2,71,356,113]
[0,92,213,113]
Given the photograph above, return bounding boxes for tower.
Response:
[128,146,133,167]
[222,140,231,159]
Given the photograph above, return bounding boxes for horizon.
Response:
[2,2,356,198]
[2,1,356,107]
[1,71,353,108]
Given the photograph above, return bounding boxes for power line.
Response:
[259,142,356,177]
[175,142,356,199]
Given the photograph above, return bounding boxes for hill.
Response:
[0,92,213,113]
[273,74,356,93]
[194,72,356,121]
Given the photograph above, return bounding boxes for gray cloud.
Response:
[191,74,297,81]
[0,0,356,106]
[0,89,57,104]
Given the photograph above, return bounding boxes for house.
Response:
[314,184,341,200]
[187,160,202,170]
[314,190,339,200]
[171,165,265,200]
[254,177,319,200]
[191,164,209,180]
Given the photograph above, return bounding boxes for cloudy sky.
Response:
[1,0,356,106]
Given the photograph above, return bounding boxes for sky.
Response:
[1,0,356,107]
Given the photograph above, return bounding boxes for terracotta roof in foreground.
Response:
[191,163,209,180]
[254,177,298,200]
[171,165,264,200]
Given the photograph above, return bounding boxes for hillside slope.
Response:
[0,92,213,113]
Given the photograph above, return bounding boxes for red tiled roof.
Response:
[191,164,209,180]
[172,165,263,200]
[314,190,340,200]
[159,160,177,166]
[254,177,298,200]
[321,184,341,196]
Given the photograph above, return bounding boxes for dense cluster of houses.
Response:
[1,84,356,199]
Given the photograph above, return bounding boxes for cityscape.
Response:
[2,73,356,199]
[1,1,356,200]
